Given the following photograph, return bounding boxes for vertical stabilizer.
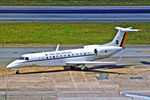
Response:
[55,44,60,51]
[103,27,140,47]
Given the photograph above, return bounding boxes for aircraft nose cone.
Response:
[6,60,23,68]
[6,62,16,68]
[6,64,12,68]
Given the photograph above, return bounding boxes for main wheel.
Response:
[70,66,75,70]
[81,66,88,71]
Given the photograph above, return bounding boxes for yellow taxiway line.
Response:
[141,51,150,52]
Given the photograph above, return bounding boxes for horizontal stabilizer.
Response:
[115,27,141,32]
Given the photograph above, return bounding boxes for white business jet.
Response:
[6,27,140,74]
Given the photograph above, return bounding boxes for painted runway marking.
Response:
[69,71,78,90]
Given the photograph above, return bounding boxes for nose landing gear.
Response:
[8,68,20,74]
[16,70,19,74]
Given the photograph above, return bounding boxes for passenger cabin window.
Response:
[19,57,25,60]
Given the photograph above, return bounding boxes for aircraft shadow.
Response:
[140,61,150,65]
[18,64,129,75]
[18,69,68,75]
[89,64,132,70]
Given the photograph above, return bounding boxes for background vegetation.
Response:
[0,0,149,6]
[0,22,149,45]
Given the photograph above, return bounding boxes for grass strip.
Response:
[0,22,149,45]
[0,0,150,6]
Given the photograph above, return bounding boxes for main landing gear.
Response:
[64,65,88,71]
[81,66,88,71]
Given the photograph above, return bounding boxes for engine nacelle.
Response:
[94,46,122,57]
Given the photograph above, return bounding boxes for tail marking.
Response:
[120,32,128,47]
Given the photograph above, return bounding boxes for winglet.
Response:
[55,44,60,51]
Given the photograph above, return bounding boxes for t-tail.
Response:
[103,27,140,47]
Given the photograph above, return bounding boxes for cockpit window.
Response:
[19,57,25,60]
[19,57,29,60]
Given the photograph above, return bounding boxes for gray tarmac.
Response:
[0,6,150,22]
[1,13,150,22]
[0,46,150,67]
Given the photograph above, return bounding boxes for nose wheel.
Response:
[8,68,20,74]
[16,70,19,74]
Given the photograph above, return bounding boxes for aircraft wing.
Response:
[66,61,116,65]
[120,91,150,99]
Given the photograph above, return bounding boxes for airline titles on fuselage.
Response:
[24,48,94,61]
[44,49,91,59]
[48,51,72,56]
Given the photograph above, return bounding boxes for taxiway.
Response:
[0,6,150,22]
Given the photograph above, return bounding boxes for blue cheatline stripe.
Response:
[1,9,150,13]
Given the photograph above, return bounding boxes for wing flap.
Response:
[66,61,116,65]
